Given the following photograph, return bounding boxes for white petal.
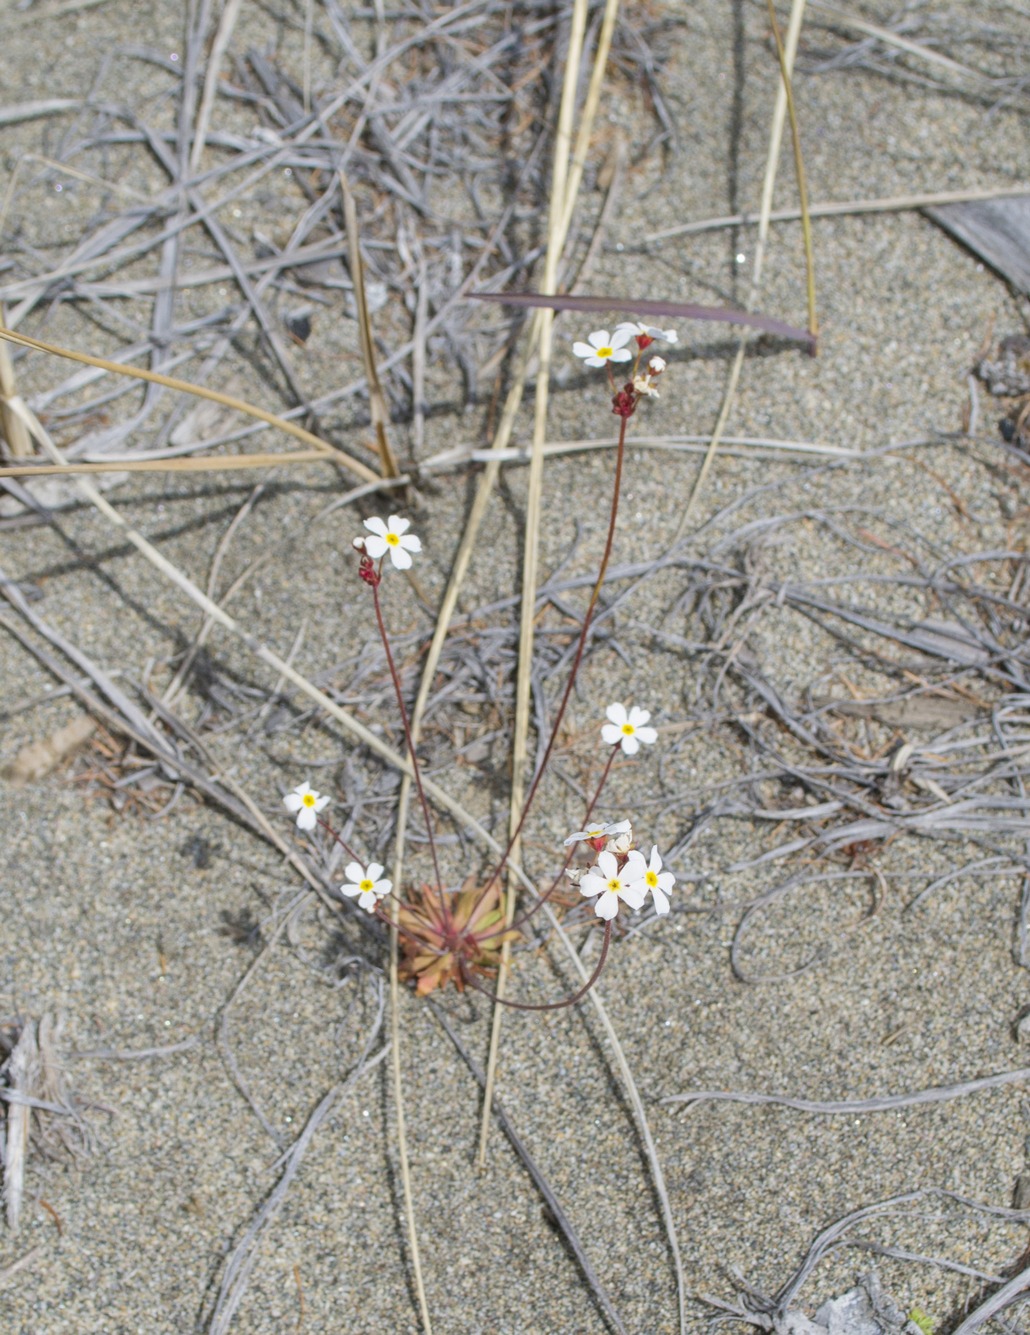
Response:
[652,886,670,915]
[621,883,647,910]
[364,862,384,882]
[620,733,640,756]
[314,794,330,812]
[364,534,388,559]
[609,327,634,349]
[605,702,628,726]
[601,723,623,746]
[364,516,388,538]
[614,321,645,338]
[572,341,597,359]
[595,850,618,879]
[587,329,611,349]
[648,846,662,873]
[594,891,619,920]
[628,706,651,727]
[564,829,588,846]
[358,889,377,911]
[634,726,658,746]
[622,850,647,880]
[656,872,675,894]
[580,873,606,898]
[344,862,364,884]
[283,792,303,813]
[296,806,317,830]
[389,544,413,570]
[398,534,421,552]
[606,819,632,835]
[387,515,410,535]
[370,879,392,898]
[340,881,360,897]
[609,347,632,362]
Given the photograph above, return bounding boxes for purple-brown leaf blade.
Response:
[469,290,815,347]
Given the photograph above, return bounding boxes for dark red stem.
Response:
[370,577,445,899]
[508,744,619,934]
[482,410,630,895]
[458,918,612,1011]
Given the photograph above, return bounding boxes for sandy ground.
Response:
[2,2,1030,1332]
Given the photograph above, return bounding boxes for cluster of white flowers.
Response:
[283,783,393,914]
[572,319,677,369]
[571,824,676,921]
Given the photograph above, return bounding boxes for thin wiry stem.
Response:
[483,408,631,895]
[370,573,444,899]
[460,918,612,1011]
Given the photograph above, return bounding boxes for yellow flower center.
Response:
[621,723,635,736]
[386,532,400,546]
[302,792,316,807]
[596,345,614,359]
[646,870,658,888]
[607,877,621,892]
[360,878,374,892]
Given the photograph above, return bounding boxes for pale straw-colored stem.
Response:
[676,0,809,535]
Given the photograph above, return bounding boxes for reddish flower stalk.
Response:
[368,569,445,906]
[458,918,612,1011]
[507,744,619,935]
[479,402,632,902]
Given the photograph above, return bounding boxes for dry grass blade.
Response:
[643,184,1030,244]
[189,0,243,174]
[0,326,379,484]
[494,0,589,1167]
[431,1004,629,1335]
[0,451,337,477]
[339,170,401,480]
[0,328,32,460]
[1,1022,34,1231]
[207,989,388,1334]
[677,0,809,534]
[765,0,817,341]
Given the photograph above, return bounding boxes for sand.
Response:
[2,1,1030,1332]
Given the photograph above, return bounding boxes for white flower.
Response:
[579,849,647,921]
[283,780,329,831]
[640,845,675,915]
[572,328,633,368]
[614,320,678,345]
[633,374,659,399]
[341,860,392,912]
[563,819,632,847]
[606,828,634,855]
[648,355,667,374]
[363,515,421,569]
[601,703,658,755]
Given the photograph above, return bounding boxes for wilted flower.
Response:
[579,849,647,920]
[648,355,667,374]
[614,320,678,346]
[283,781,329,831]
[341,860,392,912]
[633,373,659,399]
[363,515,421,569]
[572,328,634,368]
[640,846,675,915]
[564,819,632,848]
[601,703,658,755]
